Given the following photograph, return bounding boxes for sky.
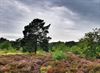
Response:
[0,0,100,42]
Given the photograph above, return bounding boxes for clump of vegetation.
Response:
[0,41,12,50]
[79,28,100,59]
[52,50,67,60]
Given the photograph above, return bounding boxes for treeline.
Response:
[0,38,20,50]
[0,37,78,52]
[51,28,100,59]
[0,31,100,59]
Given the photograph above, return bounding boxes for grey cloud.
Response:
[51,0,100,22]
[0,0,31,34]
[0,0,100,41]
[18,0,100,24]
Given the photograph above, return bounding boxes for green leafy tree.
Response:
[79,28,100,59]
[65,41,77,47]
[0,37,8,43]
[21,18,51,53]
[0,41,12,50]
[11,38,22,50]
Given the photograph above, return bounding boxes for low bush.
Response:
[52,50,67,60]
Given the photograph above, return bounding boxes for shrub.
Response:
[96,45,100,59]
[70,46,82,54]
[0,41,12,50]
[52,50,67,60]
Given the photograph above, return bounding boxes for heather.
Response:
[0,53,100,73]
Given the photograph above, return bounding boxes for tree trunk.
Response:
[34,38,37,54]
[34,45,37,54]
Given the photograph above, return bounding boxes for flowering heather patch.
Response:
[0,54,100,73]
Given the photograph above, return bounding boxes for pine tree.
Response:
[21,18,51,53]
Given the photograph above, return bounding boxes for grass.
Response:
[0,49,28,55]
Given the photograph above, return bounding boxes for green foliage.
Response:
[52,50,67,60]
[96,45,100,58]
[51,42,68,52]
[0,38,24,55]
[0,37,8,43]
[11,38,22,50]
[65,41,77,47]
[0,41,12,50]
[21,18,51,53]
[79,28,100,59]
[70,46,83,55]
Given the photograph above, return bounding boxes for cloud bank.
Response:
[0,0,100,42]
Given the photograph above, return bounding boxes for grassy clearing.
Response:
[0,49,28,55]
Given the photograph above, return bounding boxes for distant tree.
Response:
[49,41,65,51]
[0,37,8,43]
[65,41,77,47]
[21,18,51,53]
[11,38,22,50]
[0,41,12,50]
[79,28,100,59]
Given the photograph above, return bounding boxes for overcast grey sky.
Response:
[0,0,100,42]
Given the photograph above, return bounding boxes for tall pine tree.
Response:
[21,18,51,53]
